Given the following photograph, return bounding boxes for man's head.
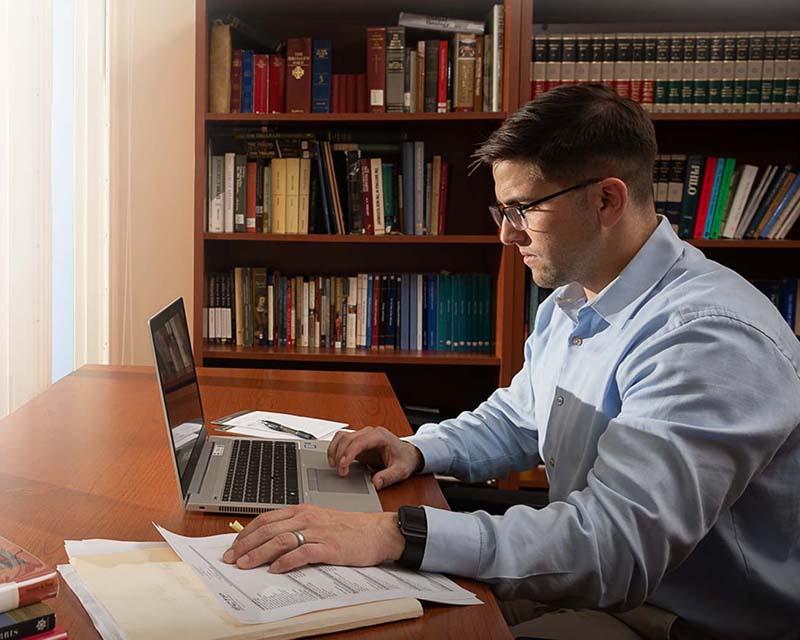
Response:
[474,83,658,293]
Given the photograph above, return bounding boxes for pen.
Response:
[229,521,244,533]
[262,419,315,440]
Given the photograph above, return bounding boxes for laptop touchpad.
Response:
[307,468,369,494]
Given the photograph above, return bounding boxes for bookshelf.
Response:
[193,0,533,417]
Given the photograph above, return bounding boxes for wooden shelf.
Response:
[650,112,800,122]
[203,344,501,366]
[688,239,800,249]
[203,233,500,244]
[206,112,508,124]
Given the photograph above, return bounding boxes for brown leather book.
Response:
[286,38,312,113]
[366,27,387,112]
[208,20,231,113]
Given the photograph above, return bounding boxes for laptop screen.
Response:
[149,298,207,497]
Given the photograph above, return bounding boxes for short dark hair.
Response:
[473,83,658,206]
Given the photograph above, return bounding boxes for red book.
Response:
[345,74,357,113]
[253,54,269,113]
[246,161,257,233]
[0,536,59,613]
[28,626,68,639]
[371,274,381,350]
[356,74,367,112]
[693,157,718,239]
[286,38,312,113]
[438,161,449,235]
[331,75,342,113]
[437,40,449,112]
[230,49,242,113]
[268,56,286,113]
[366,27,387,113]
[360,158,375,234]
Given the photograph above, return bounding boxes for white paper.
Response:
[216,411,347,441]
[154,525,480,624]
[172,421,203,449]
[66,539,168,559]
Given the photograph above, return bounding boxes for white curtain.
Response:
[0,0,109,418]
[0,1,53,417]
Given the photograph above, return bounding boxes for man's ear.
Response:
[595,178,628,229]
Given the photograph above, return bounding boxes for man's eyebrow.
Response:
[497,193,536,206]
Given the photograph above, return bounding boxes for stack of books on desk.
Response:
[0,536,67,639]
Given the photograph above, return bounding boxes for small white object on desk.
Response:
[212,411,348,441]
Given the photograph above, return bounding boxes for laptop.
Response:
[148,297,381,515]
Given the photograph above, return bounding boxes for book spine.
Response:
[404,47,413,112]
[210,155,225,232]
[367,27,387,112]
[678,155,705,238]
[208,21,232,113]
[437,40,449,112]
[0,574,59,614]
[546,34,563,91]
[271,158,286,234]
[423,40,439,112]
[359,158,374,235]
[371,159,386,235]
[286,38,312,113]
[667,33,683,111]
[641,34,657,110]
[0,607,56,637]
[681,34,695,110]
[453,32,477,111]
[311,39,332,113]
[474,35,484,110]
[601,34,616,89]
[654,33,671,112]
[761,31,777,111]
[576,34,592,87]
[720,33,737,112]
[386,27,406,113]
[490,4,504,111]
[693,33,710,112]
[298,157,311,234]
[614,33,632,98]
[772,31,791,111]
[665,154,687,232]
[401,142,415,235]
[382,163,397,233]
[253,53,269,113]
[234,155,247,232]
[285,158,300,234]
[561,34,578,88]
[786,31,800,110]
[230,49,242,112]
[733,32,749,112]
[414,141,425,235]
[255,159,264,233]
[438,161,449,235]
[268,56,285,113]
[693,156,718,238]
[246,160,257,232]
[746,32,765,112]
[707,33,724,112]
[241,50,254,113]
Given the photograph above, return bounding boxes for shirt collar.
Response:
[555,215,684,327]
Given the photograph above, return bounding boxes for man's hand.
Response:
[222,505,405,573]
[327,426,423,489]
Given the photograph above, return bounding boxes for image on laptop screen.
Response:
[151,300,205,478]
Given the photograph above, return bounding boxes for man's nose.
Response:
[498,218,528,246]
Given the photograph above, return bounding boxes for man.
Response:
[222,84,800,639]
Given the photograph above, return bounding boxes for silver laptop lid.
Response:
[148,297,207,500]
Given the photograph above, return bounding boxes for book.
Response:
[208,21,231,113]
[721,164,759,238]
[268,55,286,113]
[386,27,406,113]
[311,40,332,113]
[286,38,312,113]
[0,537,58,614]
[241,50,254,113]
[230,49,242,112]
[253,53,269,113]
[692,156,718,238]
[366,27,387,113]
[678,154,704,238]
[0,602,55,638]
[398,12,484,35]
[487,4,504,111]
[26,626,68,639]
[453,33,478,111]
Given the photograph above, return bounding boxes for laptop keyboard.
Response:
[222,440,299,505]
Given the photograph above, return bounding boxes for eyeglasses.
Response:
[489,177,603,231]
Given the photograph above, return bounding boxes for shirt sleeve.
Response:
[418,315,800,609]
[406,338,540,482]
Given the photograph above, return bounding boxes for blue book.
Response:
[410,275,418,351]
[745,165,792,238]
[427,275,436,352]
[312,142,332,234]
[760,172,800,238]
[311,39,332,113]
[401,143,415,235]
[703,158,726,238]
[241,50,254,112]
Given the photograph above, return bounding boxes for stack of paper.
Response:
[213,411,350,442]
[58,525,481,640]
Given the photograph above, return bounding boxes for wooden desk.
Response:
[0,365,511,640]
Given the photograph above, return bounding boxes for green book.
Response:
[710,158,737,238]
[382,163,397,233]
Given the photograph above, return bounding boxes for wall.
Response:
[109,0,195,365]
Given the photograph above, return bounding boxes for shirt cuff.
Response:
[420,507,482,577]
[403,433,452,475]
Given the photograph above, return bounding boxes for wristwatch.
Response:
[396,506,427,569]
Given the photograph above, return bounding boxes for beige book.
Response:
[285,158,301,234]
[69,548,423,640]
[208,21,231,113]
[271,159,287,234]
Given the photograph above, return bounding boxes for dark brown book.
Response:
[286,37,312,113]
[332,74,343,113]
[253,53,269,113]
[366,27,387,112]
[230,49,242,112]
[356,73,367,112]
[345,74,357,113]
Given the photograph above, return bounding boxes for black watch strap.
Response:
[397,506,427,569]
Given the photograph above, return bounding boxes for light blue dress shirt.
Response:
[409,216,800,639]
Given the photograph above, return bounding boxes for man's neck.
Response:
[582,213,659,302]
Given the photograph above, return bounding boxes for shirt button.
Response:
[571,336,583,346]
[549,457,556,467]
[556,395,565,406]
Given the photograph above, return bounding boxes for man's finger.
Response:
[236,507,297,541]
[235,531,300,569]
[335,431,385,476]
[327,430,355,467]
[372,463,408,490]
[269,542,327,574]
[223,515,302,563]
